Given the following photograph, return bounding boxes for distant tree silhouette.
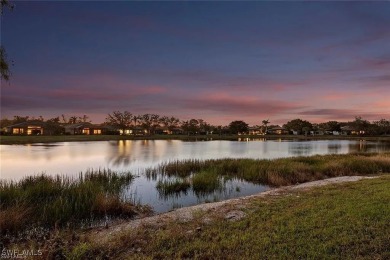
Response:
[261,119,270,134]
[181,119,200,135]
[13,116,29,123]
[373,119,390,135]
[106,111,133,134]
[46,117,63,135]
[141,114,153,135]
[349,116,370,134]
[229,120,249,134]
[318,121,341,132]
[283,119,312,135]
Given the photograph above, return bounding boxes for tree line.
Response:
[1,111,389,136]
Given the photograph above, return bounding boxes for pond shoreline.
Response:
[91,175,382,243]
[1,134,390,145]
[3,162,389,258]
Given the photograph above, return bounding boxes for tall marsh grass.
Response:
[191,171,224,195]
[156,179,191,198]
[155,171,225,198]
[147,153,390,188]
[0,169,141,234]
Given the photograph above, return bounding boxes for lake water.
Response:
[1,139,390,213]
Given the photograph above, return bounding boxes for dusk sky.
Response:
[1,1,389,125]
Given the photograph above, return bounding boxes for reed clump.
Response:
[156,172,225,198]
[156,179,191,197]
[0,169,140,234]
[191,171,223,195]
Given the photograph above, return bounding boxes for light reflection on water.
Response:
[1,139,389,213]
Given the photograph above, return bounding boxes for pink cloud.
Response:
[179,91,304,118]
[373,100,390,109]
[323,94,350,101]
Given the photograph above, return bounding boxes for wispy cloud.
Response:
[298,108,390,122]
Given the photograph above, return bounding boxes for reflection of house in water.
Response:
[5,121,46,135]
[107,140,169,167]
[238,138,267,142]
[288,142,313,156]
[349,140,368,152]
[327,143,342,153]
[108,140,134,166]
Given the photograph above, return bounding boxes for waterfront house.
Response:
[64,123,107,135]
[5,121,46,135]
[118,126,147,135]
[248,126,263,135]
[267,126,289,135]
[340,126,364,135]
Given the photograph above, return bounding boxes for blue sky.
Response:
[1,1,389,125]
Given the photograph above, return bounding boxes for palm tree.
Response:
[151,114,160,135]
[141,114,157,135]
[262,119,270,134]
[132,115,140,126]
[1,1,14,82]
[69,116,78,124]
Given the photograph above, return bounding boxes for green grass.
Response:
[0,169,146,234]
[147,153,390,187]
[191,171,224,195]
[80,176,390,259]
[1,134,389,144]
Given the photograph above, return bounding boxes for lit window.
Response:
[13,128,24,134]
[93,129,102,134]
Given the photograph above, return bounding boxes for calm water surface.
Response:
[1,139,389,213]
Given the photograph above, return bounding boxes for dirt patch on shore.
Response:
[90,176,377,244]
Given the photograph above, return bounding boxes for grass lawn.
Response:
[87,175,390,259]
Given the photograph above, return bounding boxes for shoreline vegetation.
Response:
[2,153,389,232]
[0,170,151,236]
[1,153,389,258]
[151,153,390,198]
[90,176,390,259]
[2,176,389,258]
[1,134,390,145]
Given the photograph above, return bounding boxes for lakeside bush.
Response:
[0,169,143,234]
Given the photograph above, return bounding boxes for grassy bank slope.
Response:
[85,176,390,259]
